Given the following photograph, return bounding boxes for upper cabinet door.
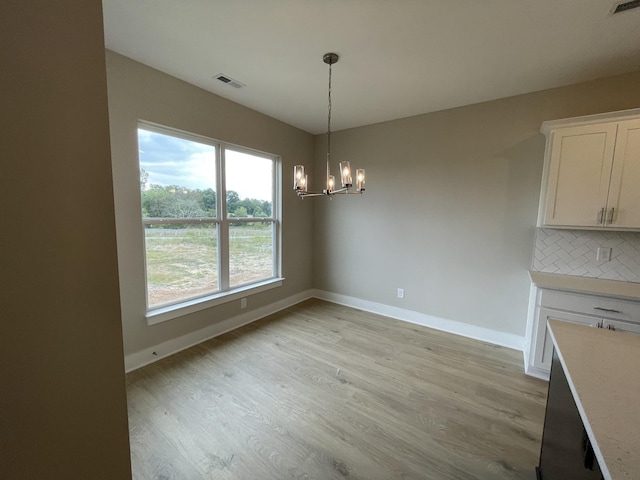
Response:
[607,118,640,228]
[543,124,618,227]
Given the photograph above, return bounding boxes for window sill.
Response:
[145,277,284,326]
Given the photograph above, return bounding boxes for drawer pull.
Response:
[594,306,622,314]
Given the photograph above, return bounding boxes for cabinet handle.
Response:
[597,207,605,225]
[594,306,622,314]
[607,207,615,225]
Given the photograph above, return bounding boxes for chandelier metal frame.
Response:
[293,53,365,198]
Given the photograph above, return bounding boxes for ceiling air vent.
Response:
[213,73,245,89]
[612,0,640,14]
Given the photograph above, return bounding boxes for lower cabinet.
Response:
[532,307,600,373]
[602,318,640,334]
[537,350,604,479]
[527,287,640,378]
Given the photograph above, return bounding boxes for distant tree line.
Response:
[141,171,271,220]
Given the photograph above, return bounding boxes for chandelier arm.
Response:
[297,191,331,198]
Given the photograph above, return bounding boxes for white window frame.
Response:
[138,121,283,325]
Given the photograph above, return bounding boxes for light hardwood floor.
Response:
[126,299,547,480]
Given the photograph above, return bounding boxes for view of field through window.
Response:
[138,127,276,308]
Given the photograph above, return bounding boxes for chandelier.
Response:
[293,53,365,198]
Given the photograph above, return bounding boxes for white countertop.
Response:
[548,319,640,480]
[530,271,640,300]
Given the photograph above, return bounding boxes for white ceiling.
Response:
[102,0,640,135]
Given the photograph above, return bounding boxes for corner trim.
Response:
[524,362,550,381]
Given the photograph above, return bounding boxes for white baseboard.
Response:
[124,289,314,372]
[311,289,526,352]
[125,288,527,373]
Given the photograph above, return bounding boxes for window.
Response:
[137,122,281,321]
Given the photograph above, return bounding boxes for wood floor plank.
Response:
[127,299,546,479]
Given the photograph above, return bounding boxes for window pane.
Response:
[137,123,280,314]
[225,149,273,218]
[138,128,217,218]
[144,223,218,307]
[229,222,273,287]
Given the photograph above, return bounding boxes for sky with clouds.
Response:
[138,128,273,201]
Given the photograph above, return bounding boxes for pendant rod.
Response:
[327,57,332,185]
[323,53,338,192]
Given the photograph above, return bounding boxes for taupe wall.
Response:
[314,70,640,337]
[0,2,131,479]
[105,51,315,357]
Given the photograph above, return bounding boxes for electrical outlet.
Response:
[240,298,247,309]
[596,247,612,262]
[397,288,405,299]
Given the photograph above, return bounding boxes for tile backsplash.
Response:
[532,228,640,283]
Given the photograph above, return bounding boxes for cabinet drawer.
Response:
[539,289,640,323]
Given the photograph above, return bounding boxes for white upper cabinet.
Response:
[538,109,640,230]
[607,118,640,228]
[543,123,617,227]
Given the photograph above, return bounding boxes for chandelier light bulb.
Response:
[293,165,305,190]
[328,175,335,191]
[356,169,365,192]
[339,161,352,187]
